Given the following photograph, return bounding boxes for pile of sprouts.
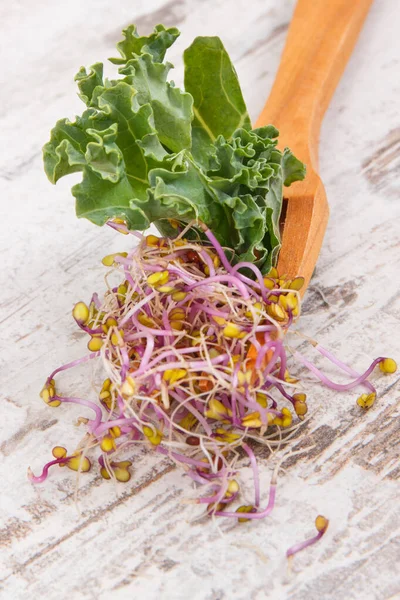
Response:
[30,221,397,556]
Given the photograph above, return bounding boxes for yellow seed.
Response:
[213,255,220,268]
[236,505,254,523]
[120,376,135,397]
[281,407,293,427]
[101,252,128,267]
[171,321,184,331]
[143,425,162,446]
[204,266,210,276]
[111,329,124,346]
[379,358,397,374]
[172,291,187,302]
[102,378,111,391]
[170,308,186,321]
[100,467,111,480]
[294,400,308,417]
[256,392,268,408]
[213,316,227,326]
[40,382,61,407]
[168,218,180,229]
[227,479,240,494]
[267,303,286,321]
[147,270,169,286]
[241,413,262,428]
[263,277,275,290]
[315,515,329,533]
[279,293,298,311]
[100,436,116,453]
[52,446,67,459]
[147,271,163,285]
[87,337,103,352]
[117,284,128,296]
[179,413,198,431]
[223,323,245,339]
[110,426,121,438]
[117,460,133,469]
[72,302,89,325]
[138,314,153,327]
[245,302,263,319]
[285,370,299,384]
[114,466,131,482]
[205,399,232,420]
[67,455,91,472]
[40,388,49,402]
[289,277,305,291]
[237,370,252,385]
[267,267,279,279]
[214,428,241,443]
[163,369,173,382]
[157,285,175,294]
[163,368,187,384]
[48,398,61,408]
[357,392,376,409]
[146,234,160,247]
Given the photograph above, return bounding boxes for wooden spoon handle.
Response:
[256,0,374,170]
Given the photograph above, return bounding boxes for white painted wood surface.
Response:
[1,1,399,598]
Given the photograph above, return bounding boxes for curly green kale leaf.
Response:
[43,24,305,271]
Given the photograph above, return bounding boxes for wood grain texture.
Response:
[0,1,399,599]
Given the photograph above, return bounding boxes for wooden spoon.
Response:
[256,0,373,292]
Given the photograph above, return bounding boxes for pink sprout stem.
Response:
[55,396,103,430]
[28,457,68,483]
[315,344,376,394]
[48,352,100,381]
[242,443,260,507]
[294,353,384,392]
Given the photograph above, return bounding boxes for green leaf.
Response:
[43,23,306,272]
[184,36,251,168]
[75,63,104,105]
[110,24,180,65]
[282,147,307,186]
[120,54,193,153]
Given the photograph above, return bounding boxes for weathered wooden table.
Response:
[1,1,399,598]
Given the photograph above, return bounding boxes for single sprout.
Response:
[286,515,329,558]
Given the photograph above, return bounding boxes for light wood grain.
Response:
[257,0,374,289]
[0,1,399,599]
